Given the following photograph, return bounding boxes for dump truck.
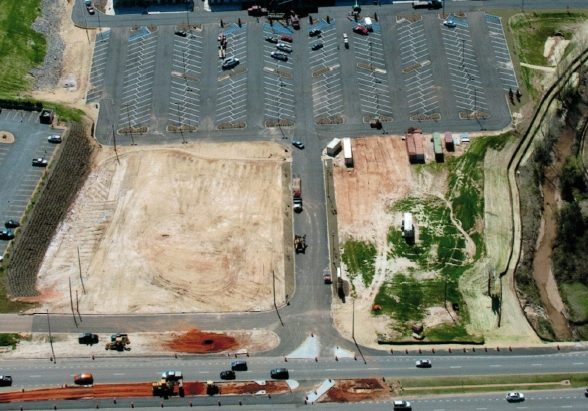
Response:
[294,235,307,254]
[412,0,442,9]
[292,177,302,212]
[247,5,267,16]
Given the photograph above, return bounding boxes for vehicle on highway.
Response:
[393,400,411,410]
[270,368,289,379]
[86,5,95,14]
[231,360,248,371]
[311,42,323,51]
[265,36,279,43]
[4,220,19,229]
[222,57,240,70]
[220,370,236,380]
[309,28,322,37]
[162,371,183,382]
[443,19,456,28]
[353,25,369,35]
[271,52,288,61]
[0,375,12,387]
[584,388,588,397]
[292,140,305,149]
[0,229,14,240]
[32,158,48,167]
[174,30,187,37]
[506,392,524,402]
[276,43,292,53]
[78,333,99,345]
[415,359,432,368]
[74,373,94,385]
[280,35,293,43]
[48,134,62,143]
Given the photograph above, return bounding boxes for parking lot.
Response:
[169,30,203,129]
[307,20,344,123]
[87,11,515,141]
[120,28,158,130]
[485,14,519,92]
[216,23,248,126]
[86,30,111,103]
[351,19,393,120]
[441,18,488,115]
[397,19,440,118]
[0,110,61,257]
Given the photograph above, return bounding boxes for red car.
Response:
[280,35,293,43]
[353,25,368,35]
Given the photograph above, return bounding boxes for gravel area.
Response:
[30,0,65,90]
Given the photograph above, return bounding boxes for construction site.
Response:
[26,142,291,314]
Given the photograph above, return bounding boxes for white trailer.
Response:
[326,138,342,156]
[402,212,414,238]
[343,138,353,167]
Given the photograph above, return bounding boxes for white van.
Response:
[364,17,373,31]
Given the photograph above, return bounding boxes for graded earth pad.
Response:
[30,142,289,313]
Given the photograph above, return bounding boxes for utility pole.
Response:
[69,278,78,327]
[77,246,86,294]
[83,11,91,44]
[175,102,187,144]
[123,105,137,146]
[46,310,56,363]
[76,290,82,323]
[474,88,477,113]
[111,125,120,164]
[352,298,355,339]
[96,9,104,42]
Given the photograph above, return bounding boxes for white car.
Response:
[47,135,62,143]
[393,400,411,410]
[443,19,456,28]
[221,57,239,69]
[415,359,432,368]
[506,392,524,402]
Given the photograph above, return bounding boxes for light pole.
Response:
[175,102,187,144]
[122,104,136,145]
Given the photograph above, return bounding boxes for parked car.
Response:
[231,360,248,371]
[220,370,236,380]
[415,359,432,368]
[74,373,94,385]
[47,134,62,143]
[270,52,288,61]
[0,376,12,387]
[78,333,99,345]
[309,28,322,37]
[393,400,411,410]
[174,30,187,37]
[443,19,456,28]
[506,392,524,402]
[280,35,293,43]
[292,140,305,149]
[0,230,14,240]
[4,220,19,229]
[222,57,239,70]
[86,5,95,15]
[353,25,369,35]
[270,368,289,379]
[276,43,292,53]
[343,33,349,48]
[311,42,323,51]
[32,158,48,167]
[265,36,279,43]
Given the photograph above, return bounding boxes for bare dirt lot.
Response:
[2,329,279,359]
[26,142,290,314]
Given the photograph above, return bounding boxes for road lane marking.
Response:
[561,406,572,408]
[531,364,542,366]
[199,371,210,374]
[490,365,501,367]
[113,373,125,375]
[573,362,584,365]
[29,375,41,377]
[450,366,461,368]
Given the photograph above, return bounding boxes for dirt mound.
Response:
[322,378,389,402]
[0,383,152,403]
[164,328,238,353]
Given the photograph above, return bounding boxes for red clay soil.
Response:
[164,328,239,353]
[321,378,390,403]
[0,381,290,403]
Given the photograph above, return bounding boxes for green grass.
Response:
[425,323,483,343]
[0,0,46,94]
[560,283,588,323]
[509,12,586,67]
[0,333,21,348]
[341,240,377,288]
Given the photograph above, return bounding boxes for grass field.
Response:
[341,240,377,289]
[0,0,46,95]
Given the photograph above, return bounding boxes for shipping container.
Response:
[406,135,416,160]
[444,131,454,151]
[326,138,342,156]
[415,134,424,162]
[343,137,353,167]
[433,132,443,162]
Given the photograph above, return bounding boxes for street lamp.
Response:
[175,102,187,144]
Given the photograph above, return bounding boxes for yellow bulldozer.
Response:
[153,371,184,397]
[105,335,131,351]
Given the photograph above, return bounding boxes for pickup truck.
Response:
[0,376,12,387]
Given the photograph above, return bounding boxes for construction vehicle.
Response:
[323,269,332,284]
[247,5,267,16]
[105,334,131,351]
[206,381,220,395]
[294,235,307,254]
[412,0,442,9]
[153,371,184,397]
[292,177,302,212]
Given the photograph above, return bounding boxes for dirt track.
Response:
[28,142,290,314]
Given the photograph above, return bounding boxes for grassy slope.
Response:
[0,0,46,95]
